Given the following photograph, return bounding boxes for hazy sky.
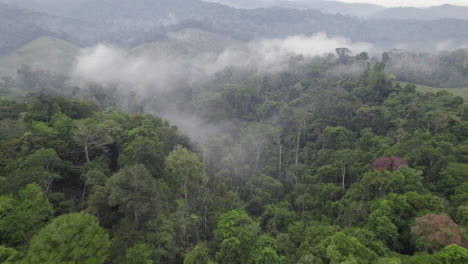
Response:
[330,0,468,7]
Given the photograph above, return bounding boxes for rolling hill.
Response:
[373,4,468,21]
[0,36,80,76]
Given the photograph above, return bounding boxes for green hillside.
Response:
[398,81,468,100]
[130,28,242,57]
[0,36,80,76]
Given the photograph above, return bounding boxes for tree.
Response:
[216,237,242,264]
[388,166,423,193]
[254,247,281,264]
[333,149,357,191]
[326,232,378,264]
[372,157,408,172]
[215,209,261,263]
[297,254,323,264]
[24,212,111,264]
[322,126,355,150]
[411,214,466,252]
[123,243,154,264]
[22,148,62,196]
[50,112,75,140]
[23,93,60,122]
[107,164,159,224]
[271,127,283,178]
[118,136,165,176]
[81,169,106,203]
[73,122,115,162]
[216,209,252,240]
[165,145,205,206]
[438,162,468,196]
[240,122,275,172]
[437,244,468,264]
[367,200,399,248]
[0,245,22,264]
[335,48,352,64]
[184,243,210,264]
[0,183,53,246]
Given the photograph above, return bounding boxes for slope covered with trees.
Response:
[0,52,467,263]
[2,0,468,57]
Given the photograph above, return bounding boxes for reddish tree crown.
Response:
[411,214,466,252]
[372,156,408,171]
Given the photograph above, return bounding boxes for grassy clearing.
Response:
[0,36,79,76]
[396,81,468,100]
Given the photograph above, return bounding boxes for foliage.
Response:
[23,212,111,264]
[0,183,53,246]
[123,243,154,264]
[411,214,466,252]
[437,244,468,264]
[184,243,210,264]
[0,51,467,264]
[106,164,160,224]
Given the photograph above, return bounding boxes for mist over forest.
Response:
[0,1,467,264]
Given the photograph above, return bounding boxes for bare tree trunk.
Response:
[84,144,90,162]
[43,179,52,198]
[295,127,301,165]
[81,182,88,203]
[182,183,188,206]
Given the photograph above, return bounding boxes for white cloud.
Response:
[71,33,372,142]
[72,32,373,88]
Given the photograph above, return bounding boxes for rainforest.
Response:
[0,0,467,263]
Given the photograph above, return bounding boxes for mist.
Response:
[73,33,372,88]
[71,32,372,141]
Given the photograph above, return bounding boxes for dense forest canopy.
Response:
[1,48,467,263]
[0,0,467,263]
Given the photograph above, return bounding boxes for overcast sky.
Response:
[329,0,468,7]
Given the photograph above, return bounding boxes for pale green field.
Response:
[397,81,468,101]
[0,36,80,76]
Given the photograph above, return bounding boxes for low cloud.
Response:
[72,32,372,89]
[71,32,373,141]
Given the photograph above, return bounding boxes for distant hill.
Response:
[130,28,243,57]
[0,4,52,55]
[0,36,80,75]
[2,0,468,75]
[0,0,218,22]
[373,4,468,21]
[0,28,242,76]
[204,0,385,17]
[0,3,128,55]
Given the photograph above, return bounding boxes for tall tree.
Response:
[24,212,111,264]
[73,122,115,162]
[107,164,159,224]
[411,214,466,252]
[165,145,205,206]
[0,183,53,246]
[240,122,275,172]
[23,148,62,196]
